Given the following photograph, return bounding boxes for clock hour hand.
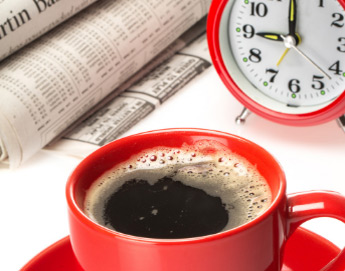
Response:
[256,32,284,42]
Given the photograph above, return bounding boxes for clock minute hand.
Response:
[288,0,300,45]
[256,32,284,42]
[289,0,297,35]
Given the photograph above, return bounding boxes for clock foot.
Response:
[336,115,345,133]
[235,107,251,125]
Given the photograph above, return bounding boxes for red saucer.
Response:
[21,227,340,271]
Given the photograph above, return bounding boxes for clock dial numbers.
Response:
[228,0,345,108]
[248,48,262,63]
[288,79,301,94]
[331,13,344,27]
[312,76,325,90]
[328,60,343,75]
[337,37,345,52]
[242,24,255,38]
[265,69,279,83]
[318,0,325,7]
[250,2,268,17]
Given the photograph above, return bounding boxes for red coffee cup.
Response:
[66,128,345,271]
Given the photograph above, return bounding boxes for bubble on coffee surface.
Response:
[84,140,272,236]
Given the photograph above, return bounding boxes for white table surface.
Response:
[1,68,345,271]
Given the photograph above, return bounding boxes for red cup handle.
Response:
[287,191,345,271]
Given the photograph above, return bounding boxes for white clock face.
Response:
[224,0,345,112]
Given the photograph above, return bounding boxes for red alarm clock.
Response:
[207,0,345,128]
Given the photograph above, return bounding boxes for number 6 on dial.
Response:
[207,0,345,128]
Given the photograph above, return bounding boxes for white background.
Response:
[1,67,345,271]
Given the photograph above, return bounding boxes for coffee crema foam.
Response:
[84,140,272,235]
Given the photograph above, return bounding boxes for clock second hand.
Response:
[280,35,332,80]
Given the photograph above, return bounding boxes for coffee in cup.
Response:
[84,140,272,238]
[66,129,345,271]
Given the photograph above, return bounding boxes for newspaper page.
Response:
[50,17,208,143]
[0,0,211,168]
[47,33,212,159]
[0,0,98,61]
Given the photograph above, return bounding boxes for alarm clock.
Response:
[207,0,345,128]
